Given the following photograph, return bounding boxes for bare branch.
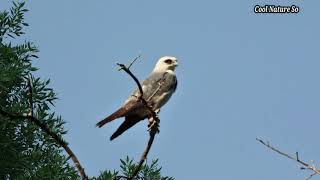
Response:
[116,57,161,180]
[306,172,317,180]
[127,54,142,69]
[256,138,320,179]
[129,117,159,180]
[117,63,144,97]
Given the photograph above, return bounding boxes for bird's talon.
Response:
[147,120,159,132]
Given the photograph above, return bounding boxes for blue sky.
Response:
[1,0,320,179]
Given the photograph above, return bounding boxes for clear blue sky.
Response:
[1,0,320,179]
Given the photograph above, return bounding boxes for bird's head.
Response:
[153,56,178,72]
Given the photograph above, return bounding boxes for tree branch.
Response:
[256,138,320,179]
[0,77,88,180]
[115,55,161,180]
[129,118,158,180]
[306,172,317,180]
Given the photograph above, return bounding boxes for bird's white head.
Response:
[153,56,178,73]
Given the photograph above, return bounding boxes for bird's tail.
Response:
[110,115,142,140]
[96,107,128,128]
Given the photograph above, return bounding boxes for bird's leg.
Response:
[147,115,157,125]
[147,116,160,133]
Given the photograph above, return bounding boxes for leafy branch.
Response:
[0,76,88,180]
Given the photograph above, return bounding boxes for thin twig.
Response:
[306,172,317,180]
[117,58,160,127]
[256,138,320,179]
[117,63,144,97]
[116,57,161,180]
[127,54,142,69]
[129,118,158,180]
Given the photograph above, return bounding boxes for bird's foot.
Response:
[148,117,160,133]
[155,109,160,114]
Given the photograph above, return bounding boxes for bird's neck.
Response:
[165,69,175,75]
[152,68,175,74]
[153,66,176,73]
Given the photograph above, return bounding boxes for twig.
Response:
[127,54,142,69]
[306,172,317,180]
[117,57,160,127]
[117,62,144,97]
[256,138,320,179]
[129,118,158,180]
[0,77,88,180]
[116,56,161,180]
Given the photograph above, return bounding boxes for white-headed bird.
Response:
[96,56,178,140]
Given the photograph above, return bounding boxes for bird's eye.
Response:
[164,59,173,64]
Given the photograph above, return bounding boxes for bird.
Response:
[96,56,178,140]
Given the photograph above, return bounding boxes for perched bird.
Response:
[96,56,178,140]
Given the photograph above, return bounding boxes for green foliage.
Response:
[92,156,174,180]
[0,1,28,41]
[0,2,173,180]
[92,170,118,180]
[0,2,78,179]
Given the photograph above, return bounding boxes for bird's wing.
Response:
[132,71,177,102]
[96,71,177,129]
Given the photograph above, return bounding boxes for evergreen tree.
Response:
[0,2,174,180]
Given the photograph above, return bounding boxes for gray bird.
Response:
[96,56,178,140]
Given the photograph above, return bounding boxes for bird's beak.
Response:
[174,61,178,67]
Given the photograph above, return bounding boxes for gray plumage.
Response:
[96,56,178,140]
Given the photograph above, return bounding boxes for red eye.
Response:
[164,59,173,64]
